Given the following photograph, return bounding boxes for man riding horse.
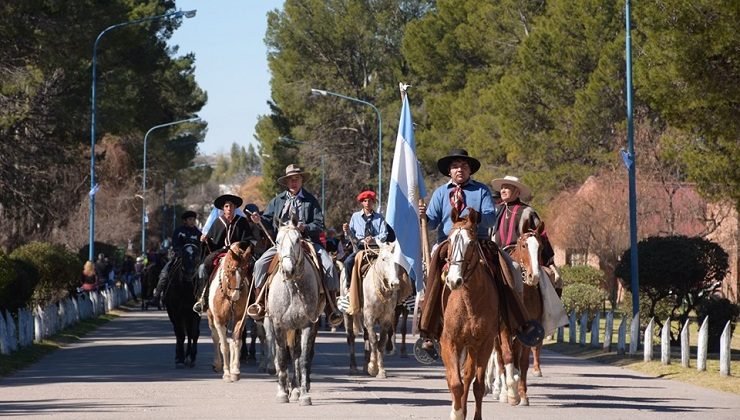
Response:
[490,175,561,292]
[248,164,343,327]
[417,149,543,361]
[192,194,257,315]
[149,210,202,306]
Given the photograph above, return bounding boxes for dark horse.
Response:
[163,243,202,368]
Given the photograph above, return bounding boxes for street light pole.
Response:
[88,9,197,262]
[310,88,383,211]
[141,117,199,254]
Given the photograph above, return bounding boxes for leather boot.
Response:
[247,286,266,320]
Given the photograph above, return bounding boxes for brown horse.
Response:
[440,208,516,420]
[206,242,253,382]
[508,220,545,405]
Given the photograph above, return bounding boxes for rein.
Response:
[445,226,482,288]
[513,231,539,287]
[277,225,307,281]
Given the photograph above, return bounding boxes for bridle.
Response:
[445,225,483,288]
[277,224,306,281]
[514,230,540,287]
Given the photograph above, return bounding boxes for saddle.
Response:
[346,250,379,316]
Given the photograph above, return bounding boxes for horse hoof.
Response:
[518,397,530,406]
[276,393,289,403]
[299,395,312,406]
[498,392,508,403]
[377,370,387,379]
[532,370,542,377]
[490,390,500,401]
[175,362,185,369]
[222,375,233,383]
[289,388,300,402]
[230,373,240,382]
[349,367,360,375]
[508,395,521,406]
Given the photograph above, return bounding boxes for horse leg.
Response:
[174,320,186,368]
[188,312,200,367]
[400,308,409,358]
[473,341,493,420]
[230,317,245,382]
[518,343,531,406]
[461,349,477,420]
[207,314,223,373]
[270,323,290,403]
[532,343,543,377]
[346,314,359,375]
[297,324,316,406]
[365,318,380,377]
[248,319,258,363]
[362,327,371,374]
[498,326,521,405]
[290,329,302,403]
[216,323,232,382]
[441,340,465,420]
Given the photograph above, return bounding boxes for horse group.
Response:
[157,210,560,418]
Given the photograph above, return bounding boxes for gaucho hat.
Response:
[437,148,481,176]
[213,194,243,210]
[277,164,311,186]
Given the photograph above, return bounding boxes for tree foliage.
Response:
[615,235,729,331]
[0,0,207,252]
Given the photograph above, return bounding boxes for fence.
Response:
[0,280,141,356]
[558,309,734,377]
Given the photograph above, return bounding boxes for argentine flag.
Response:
[386,93,427,291]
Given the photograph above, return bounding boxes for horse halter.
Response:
[219,247,249,301]
[277,224,305,280]
[515,230,541,287]
[445,226,481,288]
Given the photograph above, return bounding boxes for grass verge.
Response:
[0,312,119,378]
[544,340,740,395]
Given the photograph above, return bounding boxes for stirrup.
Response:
[246,303,265,320]
[414,338,440,365]
[515,320,545,347]
[328,311,343,328]
[192,300,204,315]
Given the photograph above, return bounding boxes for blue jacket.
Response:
[426,179,496,243]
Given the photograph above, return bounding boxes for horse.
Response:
[487,219,545,406]
[440,208,517,420]
[360,243,405,379]
[141,258,165,310]
[264,215,324,406]
[206,241,254,382]
[338,260,365,375]
[163,243,202,368]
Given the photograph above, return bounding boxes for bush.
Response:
[10,242,79,305]
[561,282,605,319]
[0,258,39,311]
[696,296,739,352]
[0,251,17,310]
[560,265,605,288]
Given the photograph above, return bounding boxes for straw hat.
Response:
[277,164,311,186]
[490,175,531,201]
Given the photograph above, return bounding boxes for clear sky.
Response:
[168,0,284,156]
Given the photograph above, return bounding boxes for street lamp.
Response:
[310,88,383,211]
[279,136,326,210]
[88,9,197,261]
[141,117,199,254]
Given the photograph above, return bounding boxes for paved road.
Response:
[1,306,739,419]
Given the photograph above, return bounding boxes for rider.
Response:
[148,210,202,305]
[192,194,256,314]
[417,149,541,359]
[341,189,390,291]
[248,164,343,326]
[490,175,559,289]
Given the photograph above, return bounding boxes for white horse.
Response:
[264,215,324,406]
[362,243,404,379]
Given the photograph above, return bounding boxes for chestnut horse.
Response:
[440,208,517,420]
[206,242,253,382]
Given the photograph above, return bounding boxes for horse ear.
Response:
[451,206,459,222]
[467,208,478,225]
[536,220,545,236]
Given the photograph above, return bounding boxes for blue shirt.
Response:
[349,210,388,244]
[426,179,497,243]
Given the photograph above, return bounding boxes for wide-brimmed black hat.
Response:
[213,194,243,210]
[436,148,481,176]
[181,210,197,220]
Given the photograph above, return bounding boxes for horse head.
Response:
[375,242,402,291]
[515,219,544,287]
[446,208,480,290]
[179,243,202,279]
[276,218,303,278]
[221,242,252,301]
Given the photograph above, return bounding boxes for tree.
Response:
[615,235,729,339]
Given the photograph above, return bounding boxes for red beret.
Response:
[356,190,377,202]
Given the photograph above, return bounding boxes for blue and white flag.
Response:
[202,206,246,234]
[386,93,427,291]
